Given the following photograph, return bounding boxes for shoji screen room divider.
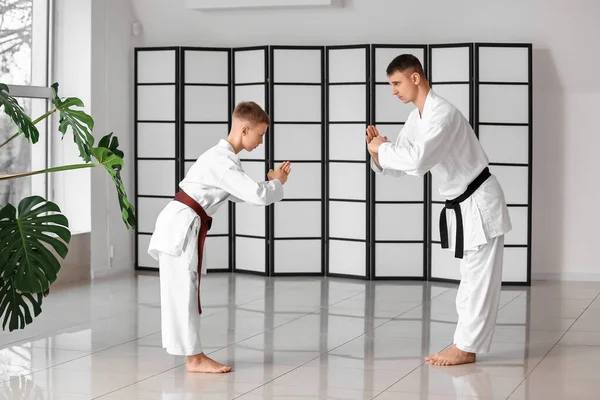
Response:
[135,43,532,285]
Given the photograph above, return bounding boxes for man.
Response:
[367,54,511,366]
[148,101,291,373]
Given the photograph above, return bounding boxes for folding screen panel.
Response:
[134,47,179,270]
[370,45,428,279]
[181,47,231,272]
[270,46,325,275]
[475,44,532,284]
[326,45,370,279]
[232,47,270,275]
[428,44,473,282]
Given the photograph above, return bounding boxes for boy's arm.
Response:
[219,165,283,206]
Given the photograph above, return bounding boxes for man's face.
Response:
[388,70,419,103]
[243,122,268,151]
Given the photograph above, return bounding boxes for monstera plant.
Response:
[0,82,136,332]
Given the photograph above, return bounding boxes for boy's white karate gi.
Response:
[148,139,283,356]
[373,90,512,353]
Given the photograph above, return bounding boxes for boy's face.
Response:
[388,69,419,103]
[242,122,268,151]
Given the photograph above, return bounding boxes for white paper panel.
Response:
[505,207,528,245]
[431,203,445,242]
[431,245,461,280]
[274,86,321,122]
[236,237,265,273]
[328,240,366,276]
[431,47,470,82]
[235,202,265,236]
[432,84,470,121]
[185,161,193,176]
[235,84,266,110]
[185,50,228,84]
[329,163,365,200]
[208,202,229,235]
[328,124,366,161]
[185,86,229,121]
[374,125,403,145]
[137,50,176,83]
[184,124,228,160]
[274,124,321,160]
[275,162,321,199]
[137,197,172,233]
[375,243,423,277]
[137,160,175,196]
[137,123,176,158]
[274,240,321,273]
[328,48,367,83]
[234,50,265,84]
[479,125,529,164]
[479,47,529,83]
[375,204,423,240]
[502,247,528,282]
[138,86,176,121]
[274,202,321,237]
[238,144,266,160]
[375,85,415,122]
[274,49,321,83]
[328,85,366,122]
[489,166,528,204]
[376,174,423,202]
[375,48,425,82]
[205,236,229,270]
[479,85,529,124]
[240,161,266,182]
[137,234,157,268]
[329,201,366,240]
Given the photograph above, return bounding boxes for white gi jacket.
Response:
[372,90,512,252]
[148,139,283,270]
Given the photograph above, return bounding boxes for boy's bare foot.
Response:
[186,353,232,373]
[425,344,476,366]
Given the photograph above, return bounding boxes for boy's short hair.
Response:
[233,101,271,125]
[386,54,426,78]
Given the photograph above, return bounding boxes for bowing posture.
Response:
[367,54,511,366]
[148,101,291,373]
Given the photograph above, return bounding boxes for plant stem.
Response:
[0,163,97,181]
[0,106,58,149]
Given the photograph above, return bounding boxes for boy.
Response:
[148,101,291,373]
[366,54,511,366]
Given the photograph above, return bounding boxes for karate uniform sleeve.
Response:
[371,130,408,177]
[377,112,455,176]
[218,165,284,206]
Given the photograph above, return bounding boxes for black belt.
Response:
[439,167,491,259]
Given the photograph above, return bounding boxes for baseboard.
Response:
[532,272,600,282]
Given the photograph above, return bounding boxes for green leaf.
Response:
[91,133,136,230]
[51,82,95,162]
[0,83,40,144]
[0,197,71,294]
[0,276,44,332]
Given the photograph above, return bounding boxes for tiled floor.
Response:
[0,273,599,399]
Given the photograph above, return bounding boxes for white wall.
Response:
[90,0,140,278]
[52,0,92,234]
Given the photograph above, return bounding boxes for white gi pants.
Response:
[159,248,203,356]
[454,235,504,354]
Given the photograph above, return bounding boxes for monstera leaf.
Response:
[0,196,71,294]
[91,133,136,230]
[0,84,40,144]
[51,82,95,162]
[0,277,44,332]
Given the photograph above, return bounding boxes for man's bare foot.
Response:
[186,353,232,373]
[425,344,476,366]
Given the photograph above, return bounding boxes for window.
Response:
[0,0,51,205]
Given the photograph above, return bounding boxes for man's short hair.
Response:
[386,54,426,77]
[233,101,271,125]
